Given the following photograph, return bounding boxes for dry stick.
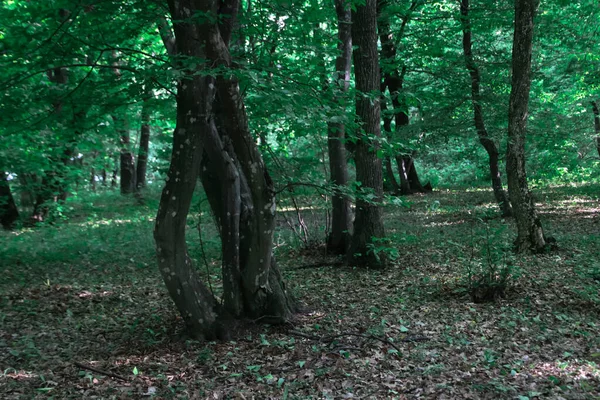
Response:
[74,361,128,382]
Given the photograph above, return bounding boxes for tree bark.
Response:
[155,0,295,339]
[326,0,353,254]
[136,87,152,190]
[592,101,600,158]
[112,115,136,194]
[155,1,223,339]
[506,0,547,253]
[349,0,386,268]
[0,172,19,229]
[460,0,512,217]
[378,0,428,195]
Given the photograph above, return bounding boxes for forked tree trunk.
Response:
[349,0,386,268]
[327,0,352,254]
[460,0,512,217]
[378,0,428,195]
[506,0,547,253]
[0,172,19,229]
[136,87,152,190]
[155,0,294,339]
[592,101,600,158]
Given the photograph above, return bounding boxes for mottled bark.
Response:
[155,0,222,339]
[327,0,352,254]
[592,101,600,158]
[0,172,19,229]
[460,0,512,217]
[506,0,547,253]
[349,0,386,268]
[155,0,295,339]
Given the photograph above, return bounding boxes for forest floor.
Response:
[1,184,600,399]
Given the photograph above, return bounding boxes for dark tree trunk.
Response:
[378,0,428,195]
[349,0,386,268]
[460,0,512,217]
[326,0,352,254]
[592,101,600,158]
[136,87,152,190]
[90,167,96,191]
[381,85,401,193]
[155,0,295,339]
[113,115,136,194]
[506,0,547,253]
[0,172,19,229]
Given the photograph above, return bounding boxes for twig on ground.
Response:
[74,361,129,382]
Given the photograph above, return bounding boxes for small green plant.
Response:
[366,236,399,263]
[459,221,516,303]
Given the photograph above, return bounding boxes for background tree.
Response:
[505,0,547,252]
[349,0,387,268]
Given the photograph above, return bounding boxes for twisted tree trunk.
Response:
[155,0,295,339]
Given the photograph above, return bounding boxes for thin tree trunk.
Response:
[506,0,547,253]
[0,172,19,229]
[136,87,152,190]
[349,0,386,268]
[592,101,600,158]
[327,0,352,254]
[113,115,136,194]
[460,0,512,217]
[378,0,428,195]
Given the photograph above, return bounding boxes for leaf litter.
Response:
[1,185,599,399]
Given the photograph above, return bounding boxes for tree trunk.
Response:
[0,172,19,229]
[506,0,547,253]
[349,0,386,268]
[154,2,223,340]
[155,0,295,339]
[113,115,136,194]
[460,0,512,217]
[378,1,428,195]
[592,101,600,158]
[327,0,352,254]
[136,87,152,190]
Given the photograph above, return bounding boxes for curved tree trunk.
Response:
[327,0,352,254]
[0,172,19,229]
[460,0,512,217]
[155,0,295,339]
[506,0,547,253]
[349,0,386,268]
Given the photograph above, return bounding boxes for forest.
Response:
[1,0,599,398]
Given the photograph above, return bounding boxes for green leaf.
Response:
[132,366,139,376]
[400,325,409,332]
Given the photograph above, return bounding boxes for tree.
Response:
[459,0,512,217]
[326,0,352,254]
[505,0,547,253]
[592,101,600,158]
[154,0,295,339]
[378,0,429,195]
[0,172,19,229]
[349,0,387,267]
